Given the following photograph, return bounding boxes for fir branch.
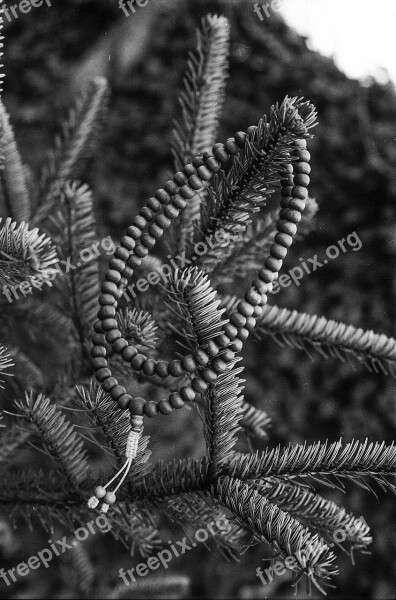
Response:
[229,439,396,493]
[171,14,230,250]
[0,217,58,287]
[54,182,100,346]
[33,77,109,225]
[214,476,338,593]
[255,304,396,376]
[116,308,158,351]
[0,423,30,464]
[0,99,31,223]
[239,400,272,441]
[14,392,89,488]
[198,97,317,273]
[136,457,209,500]
[106,502,161,558]
[0,343,13,387]
[257,479,372,553]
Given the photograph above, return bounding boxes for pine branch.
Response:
[0,342,13,387]
[229,439,396,493]
[255,304,396,377]
[53,182,100,346]
[0,99,31,223]
[214,476,338,594]
[197,97,317,273]
[0,217,58,287]
[257,479,372,553]
[171,14,230,251]
[239,400,272,441]
[14,392,89,489]
[33,77,109,226]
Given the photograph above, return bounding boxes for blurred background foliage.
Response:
[1,0,396,597]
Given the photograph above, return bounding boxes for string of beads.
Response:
[91,132,311,428]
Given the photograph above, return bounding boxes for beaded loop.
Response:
[92,134,312,428]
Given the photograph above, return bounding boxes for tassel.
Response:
[87,417,143,512]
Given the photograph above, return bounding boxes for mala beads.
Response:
[88,131,311,510]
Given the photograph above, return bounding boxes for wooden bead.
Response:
[206,340,220,357]
[96,368,112,382]
[188,174,203,190]
[192,377,208,393]
[92,357,107,369]
[296,150,311,162]
[252,278,269,295]
[143,359,156,376]
[291,186,308,200]
[120,235,136,251]
[148,223,163,238]
[144,401,159,418]
[117,394,132,410]
[288,198,306,212]
[111,385,127,400]
[270,244,288,260]
[135,244,149,258]
[234,131,247,146]
[183,164,196,176]
[253,305,263,317]
[265,256,283,272]
[164,180,179,195]
[172,194,188,208]
[212,357,227,373]
[163,204,180,219]
[223,323,238,339]
[204,156,221,173]
[109,258,125,273]
[195,349,210,366]
[113,338,128,354]
[122,346,138,361]
[155,214,171,229]
[197,166,212,181]
[127,255,142,268]
[92,333,106,345]
[126,226,142,240]
[294,139,307,148]
[131,354,146,370]
[180,386,196,402]
[225,139,239,155]
[214,147,231,164]
[230,338,243,352]
[192,157,205,168]
[174,171,188,186]
[245,288,262,306]
[202,369,217,383]
[101,281,118,296]
[222,348,235,362]
[279,208,302,224]
[277,220,297,236]
[141,233,156,248]
[91,345,106,358]
[237,301,254,317]
[105,491,116,505]
[158,400,173,415]
[155,189,170,204]
[215,334,231,348]
[102,318,118,331]
[275,232,293,248]
[294,162,311,174]
[101,377,118,392]
[129,397,146,415]
[147,197,162,212]
[245,316,256,330]
[99,294,116,306]
[230,312,246,328]
[282,163,293,174]
[106,330,121,343]
[246,125,257,135]
[182,355,196,372]
[179,185,196,199]
[281,186,293,197]
[170,393,185,409]
[293,173,310,186]
[169,360,184,377]
[140,207,154,221]
[155,360,169,378]
[106,269,122,284]
[237,328,249,341]
[130,415,143,429]
[115,247,129,261]
[98,306,116,319]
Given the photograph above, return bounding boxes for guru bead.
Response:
[129,397,146,415]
